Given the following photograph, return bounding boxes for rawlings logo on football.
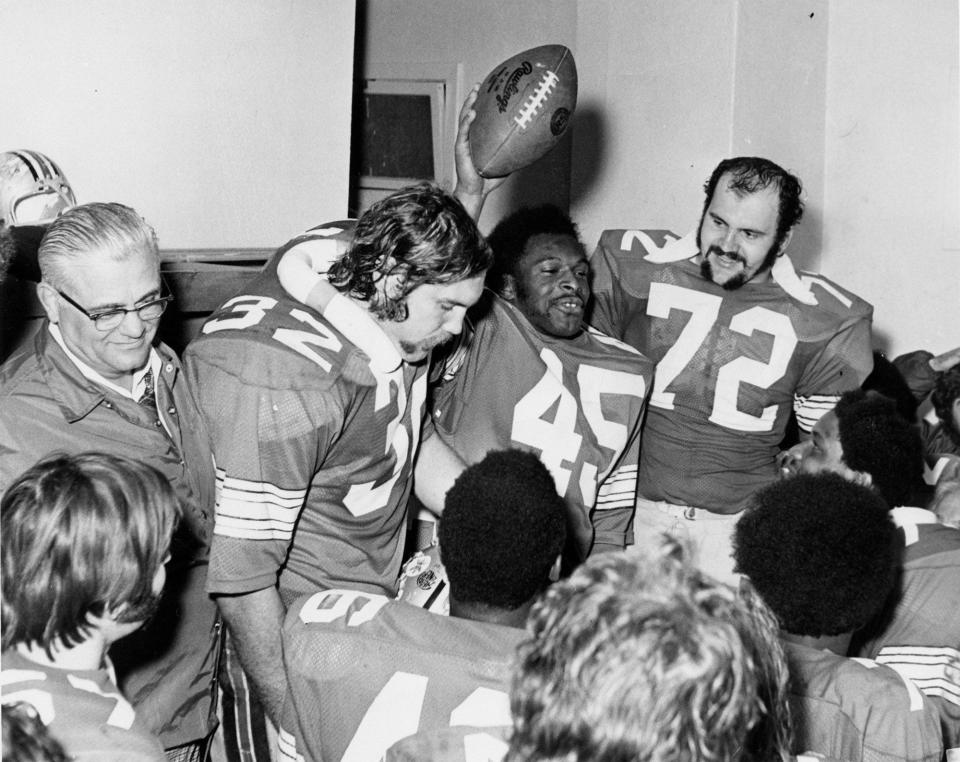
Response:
[495,61,533,113]
[514,71,559,129]
[470,45,577,178]
[550,107,570,137]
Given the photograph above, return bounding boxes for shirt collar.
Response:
[649,230,819,305]
[889,505,938,526]
[48,323,159,400]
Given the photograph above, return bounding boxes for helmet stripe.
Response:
[10,150,41,181]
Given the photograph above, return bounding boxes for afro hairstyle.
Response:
[932,365,960,447]
[834,388,925,508]
[439,449,566,610]
[484,204,582,296]
[862,352,919,423]
[733,472,898,637]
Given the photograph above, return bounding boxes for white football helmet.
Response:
[1,150,76,226]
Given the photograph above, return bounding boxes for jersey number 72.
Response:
[647,282,798,433]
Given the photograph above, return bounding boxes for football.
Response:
[470,44,577,178]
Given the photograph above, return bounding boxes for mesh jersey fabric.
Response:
[184,247,428,600]
[588,229,873,513]
[784,641,944,762]
[278,589,522,762]
[431,291,652,554]
[1,650,166,762]
[852,511,960,748]
[385,725,509,762]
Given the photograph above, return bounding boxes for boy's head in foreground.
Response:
[2,452,180,660]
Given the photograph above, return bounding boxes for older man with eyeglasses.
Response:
[0,201,220,762]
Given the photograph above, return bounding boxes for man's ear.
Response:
[36,281,61,324]
[383,268,408,301]
[500,273,518,301]
[776,228,794,257]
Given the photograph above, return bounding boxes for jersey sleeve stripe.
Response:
[794,394,842,432]
[214,514,299,540]
[216,469,309,501]
[277,726,305,762]
[213,472,306,540]
[596,466,638,510]
[875,646,960,706]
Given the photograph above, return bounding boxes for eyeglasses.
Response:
[57,289,174,331]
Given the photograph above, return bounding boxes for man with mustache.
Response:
[588,157,873,585]
[183,182,492,737]
[279,203,653,566]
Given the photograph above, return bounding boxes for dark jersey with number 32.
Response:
[184,240,427,602]
[589,229,873,513]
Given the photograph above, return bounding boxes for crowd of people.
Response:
[1,86,958,762]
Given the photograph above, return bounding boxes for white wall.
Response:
[571,0,829,270]
[360,0,578,232]
[823,0,960,357]
[571,0,958,357]
[1,0,356,250]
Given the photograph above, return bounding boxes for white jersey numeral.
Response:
[343,674,509,762]
[647,283,798,433]
[463,731,509,762]
[710,307,797,431]
[343,371,426,518]
[272,309,343,372]
[0,690,56,725]
[298,589,389,626]
[511,349,643,506]
[202,298,345,372]
[66,674,136,729]
[511,349,582,495]
[647,284,721,410]
[202,295,278,333]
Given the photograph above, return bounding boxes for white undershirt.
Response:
[48,323,160,401]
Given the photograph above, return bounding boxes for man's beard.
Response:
[399,331,454,360]
[699,244,779,290]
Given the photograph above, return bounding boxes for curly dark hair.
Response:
[484,204,582,295]
[328,182,492,321]
[734,473,897,637]
[834,388,925,507]
[862,352,919,424]
[438,449,566,610]
[932,365,960,447]
[703,157,803,253]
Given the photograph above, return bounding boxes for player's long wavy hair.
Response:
[329,183,492,321]
[1,452,180,659]
[506,540,793,762]
[703,157,803,253]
